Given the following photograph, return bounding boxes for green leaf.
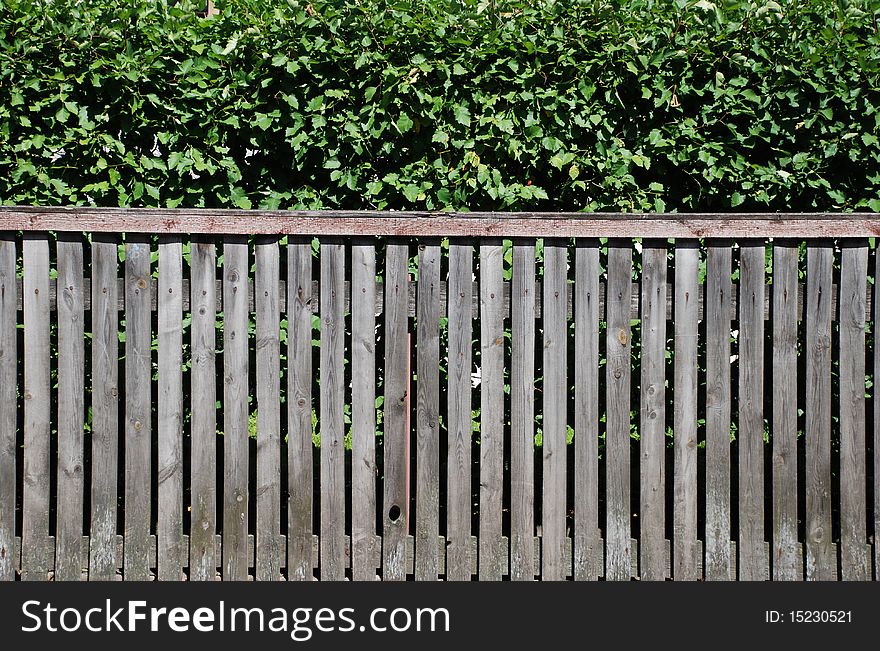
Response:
[453,105,471,127]
[397,113,414,133]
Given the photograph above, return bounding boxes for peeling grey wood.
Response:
[0,236,16,581]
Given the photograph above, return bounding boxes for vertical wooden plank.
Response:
[511,241,536,581]
[805,243,834,580]
[876,245,880,582]
[256,237,281,581]
[320,239,345,581]
[446,242,473,581]
[479,239,504,581]
[739,242,766,581]
[190,238,217,581]
[772,242,799,581]
[89,234,119,581]
[222,237,249,581]
[158,237,183,581]
[55,235,84,581]
[673,241,699,581]
[415,241,441,581]
[351,240,377,581]
[606,240,632,581]
[123,235,151,581]
[0,236,16,581]
[383,241,409,581]
[287,239,313,581]
[705,243,732,581]
[22,235,50,581]
[574,240,600,581]
[838,240,868,581]
[640,241,667,581]
[542,240,567,581]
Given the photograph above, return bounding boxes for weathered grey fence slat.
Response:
[738,243,766,581]
[189,238,217,582]
[876,246,880,582]
[383,242,409,581]
[705,244,732,581]
[772,242,800,581]
[446,243,473,581]
[89,235,119,581]
[0,236,16,581]
[124,236,151,581]
[158,237,184,581]
[574,240,600,581]
[288,239,314,580]
[838,241,868,581]
[606,241,632,582]
[479,240,505,581]
[55,235,84,581]
[351,240,377,581]
[23,235,50,581]
[542,240,568,581]
[673,241,699,581]
[320,240,346,581]
[256,237,282,581]
[640,241,667,581]
[223,238,249,581]
[415,241,441,581]
[510,241,536,581]
[805,243,835,581]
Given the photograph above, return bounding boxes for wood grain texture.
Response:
[123,235,151,580]
[189,238,217,581]
[738,243,766,581]
[55,235,85,581]
[5,206,880,238]
[838,241,868,581]
[320,240,346,581]
[574,240,600,581]
[256,237,281,581]
[542,240,568,581]
[351,240,377,581]
[876,245,880,582]
[673,241,699,581]
[640,242,667,581]
[705,243,732,581]
[446,243,473,581]
[22,235,50,581]
[158,237,183,581]
[479,240,504,581]
[805,243,835,580]
[222,238,249,581]
[0,236,16,581]
[89,235,119,581]
[510,241,536,581]
[605,241,632,581]
[383,242,409,581]
[771,242,800,581]
[287,239,314,580]
[415,241,441,581]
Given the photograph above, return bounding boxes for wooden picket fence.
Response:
[0,207,878,581]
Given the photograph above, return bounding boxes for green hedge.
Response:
[1,0,879,212]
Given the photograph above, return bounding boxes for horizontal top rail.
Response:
[1,206,879,237]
